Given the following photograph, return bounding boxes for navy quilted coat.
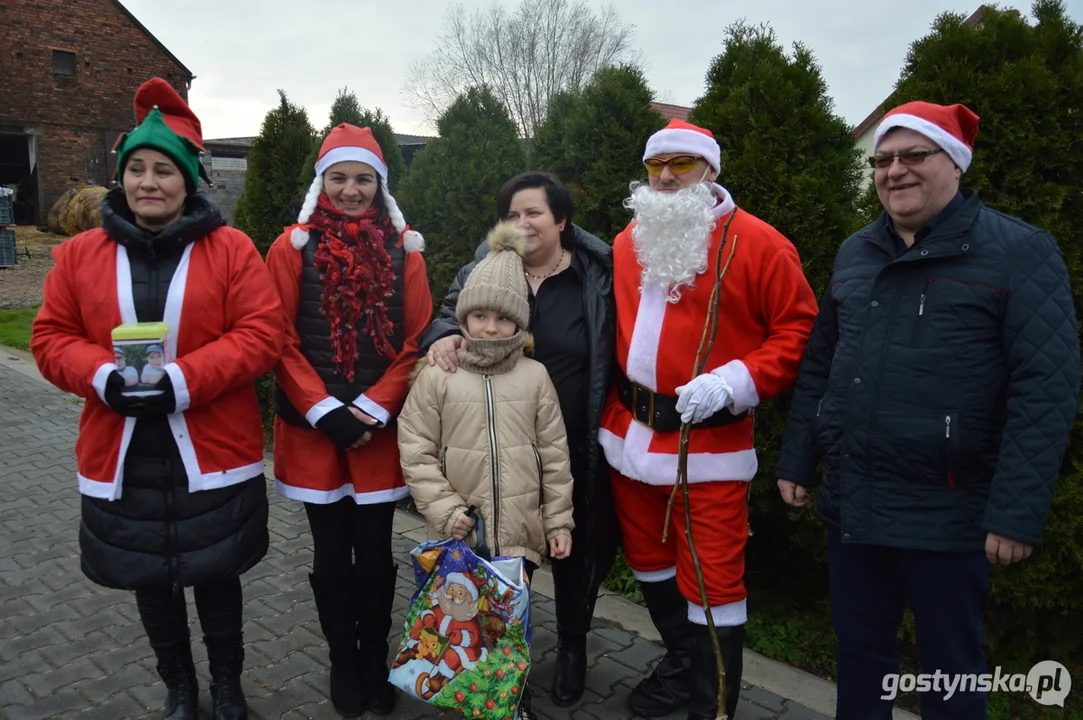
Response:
[777,191,1079,552]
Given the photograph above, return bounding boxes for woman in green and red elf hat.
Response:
[31,77,286,720]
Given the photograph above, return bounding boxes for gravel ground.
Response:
[0,227,66,311]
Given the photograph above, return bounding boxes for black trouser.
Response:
[550,441,620,637]
[136,578,243,648]
[304,499,396,576]
[828,528,990,720]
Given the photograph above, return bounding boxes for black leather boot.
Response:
[552,632,588,707]
[627,577,696,717]
[686,624,743,720]
[152,641,199,720]
[356,562,397,715]
[310,571,364,717]
[205,634,248,720]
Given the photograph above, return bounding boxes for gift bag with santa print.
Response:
[389,538,532,719]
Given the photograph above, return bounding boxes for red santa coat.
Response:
[31,228,286,499]
[266,229,432,504]
[600,186,818,485]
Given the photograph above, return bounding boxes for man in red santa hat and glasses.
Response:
[601,119,818,719]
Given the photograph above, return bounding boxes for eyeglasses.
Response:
[867,148,945,170]
[644,155,705,177]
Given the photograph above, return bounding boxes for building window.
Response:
[53,50,76,76]
[211,156,248,171]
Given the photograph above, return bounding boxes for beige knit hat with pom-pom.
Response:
[456,222,530,329]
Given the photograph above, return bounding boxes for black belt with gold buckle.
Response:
[617,371,749,433]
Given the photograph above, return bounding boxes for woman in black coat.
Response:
[31,79,285,720]
[420,171,619,707]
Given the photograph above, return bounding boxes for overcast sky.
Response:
[118,0,1081,140]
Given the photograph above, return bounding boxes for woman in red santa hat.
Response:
[265,123,432,717]
[32,77,286,720]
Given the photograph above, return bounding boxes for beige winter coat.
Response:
[397,358,575,567]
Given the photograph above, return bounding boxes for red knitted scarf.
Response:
[308,193,398,381]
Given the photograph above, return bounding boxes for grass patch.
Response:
[0,306,37,350]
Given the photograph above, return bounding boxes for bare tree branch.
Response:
[402,0,638,137]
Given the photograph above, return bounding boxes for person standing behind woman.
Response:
[420,171,617,706]
[31,78,285,720]
[265,124,432,718]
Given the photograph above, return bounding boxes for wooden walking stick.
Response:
[661,208,739,720]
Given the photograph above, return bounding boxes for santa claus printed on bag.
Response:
[393,571,489,700]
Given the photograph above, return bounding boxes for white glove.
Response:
[675,373,734,424]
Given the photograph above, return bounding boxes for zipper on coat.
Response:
[484,376,501,556]
[816,398,823,418]
[532,444,543,506]
[911,279,931,345]
[945,415,955,488]
[440,446,448,477]
[163,459,182,597]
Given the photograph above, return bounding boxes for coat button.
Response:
[843,533,852,540]
[920,249,929,256]
[871,300,879,307]
[853,377,861,384]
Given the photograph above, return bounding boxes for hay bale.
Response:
[59,186,107,236]
[47,188,78,234]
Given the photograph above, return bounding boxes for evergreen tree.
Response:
[882,0,1083,672]
[398,86,527,304]
[531,65,666,243]
[300,89,408,193]
[233,91,315,256]
[687,21,864,598]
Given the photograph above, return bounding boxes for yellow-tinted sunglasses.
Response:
[643,155,705,177]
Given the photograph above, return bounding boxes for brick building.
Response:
[0,0,193,225]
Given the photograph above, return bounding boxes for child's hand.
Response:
[450,511,475,540]
[549,534,572,559]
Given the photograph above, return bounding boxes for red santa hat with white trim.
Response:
[291,123,424,251]
[873,101,980,172]
[643,118,721,174]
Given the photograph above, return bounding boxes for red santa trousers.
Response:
[611,468,749,626]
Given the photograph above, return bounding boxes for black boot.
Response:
[686,624,743,720]
[152,641,199,720]
[627,577,696,717]
[205,634,248,720]
[552,632,588,707]
[356,562,397,715]
[310,571,364,717]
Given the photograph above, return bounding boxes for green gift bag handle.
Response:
[465,505,491,561]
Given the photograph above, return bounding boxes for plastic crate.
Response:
[0,228,16,268]
[0,196,12,225]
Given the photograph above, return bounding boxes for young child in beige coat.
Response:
[398,222,575,570]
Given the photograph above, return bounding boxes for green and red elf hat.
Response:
[112,78,211,192]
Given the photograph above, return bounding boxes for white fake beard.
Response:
[623,181,717,302]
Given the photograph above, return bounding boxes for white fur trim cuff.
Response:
[644,128,721,173]
[163,362,190,412]
[92,362,118,404]
[315,147,388,180]
[633,567,678,583]
[305,396,346,427]
[353,394,391,427]
[711,360,760,413]
[688,598,747,627]
[274,480,410,505]
[873,114,972,172]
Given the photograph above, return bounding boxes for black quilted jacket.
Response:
[777,190,1079,551]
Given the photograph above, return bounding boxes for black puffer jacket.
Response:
[418,225,618,549]
[777,191,1079,552]
[79,189,269,590]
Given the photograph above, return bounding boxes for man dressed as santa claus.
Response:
[600,119,818,720]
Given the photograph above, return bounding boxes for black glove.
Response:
[315,405,371,450]
[103,371,177,417]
